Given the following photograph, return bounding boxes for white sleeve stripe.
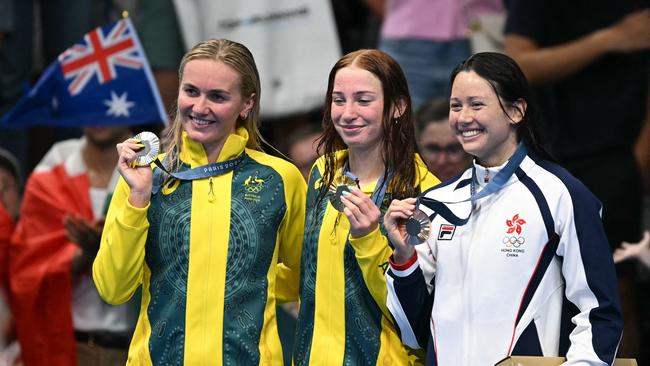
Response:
[389,260,419,277]
[386,274,421,349]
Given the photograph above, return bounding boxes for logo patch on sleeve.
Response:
[438,224,456,240]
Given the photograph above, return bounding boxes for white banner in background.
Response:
[173,0,342,118]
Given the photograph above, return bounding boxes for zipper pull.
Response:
[208,177,214,202]
[484,168,490,183]
[330,212,341,244]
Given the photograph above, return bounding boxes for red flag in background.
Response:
[9,140,92,366]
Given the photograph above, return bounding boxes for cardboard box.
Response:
[495,356,637,366]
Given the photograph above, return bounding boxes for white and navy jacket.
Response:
[386,153,622,366]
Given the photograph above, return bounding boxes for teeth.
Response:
[461,130,481,137]
[192,117,214,126]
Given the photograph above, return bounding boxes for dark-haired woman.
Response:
[293,49,439,365]
[384,52,623,365]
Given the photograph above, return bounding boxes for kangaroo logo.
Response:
[244,175,265,193]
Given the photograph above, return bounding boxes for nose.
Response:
[341,101,357,122]
[435,152,450,164]
[457,107,473,124]
[192,96,210,115]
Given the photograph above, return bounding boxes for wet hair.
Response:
[449,52,550,159]
[415,96,449,133]
[316,49,420,208]
[164,39,263,171]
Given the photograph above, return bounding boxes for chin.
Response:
[183,128,209,143]
[342,139,368,150]
[459,140,483,158]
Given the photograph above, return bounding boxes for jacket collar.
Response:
[180,127,249,168]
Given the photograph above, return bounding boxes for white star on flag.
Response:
[104,90,135,117]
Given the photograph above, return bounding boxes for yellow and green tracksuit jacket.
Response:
[93,128,306,365]
[294,152,439,365]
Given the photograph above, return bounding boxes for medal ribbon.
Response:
[151,153,245,194]
[342,161,392,208]
[418,143,527,226]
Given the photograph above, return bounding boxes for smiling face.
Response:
[449,70,521,167]
[330,65,385,152]
[178,59,254,160]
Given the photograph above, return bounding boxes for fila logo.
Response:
[438,224,456,240]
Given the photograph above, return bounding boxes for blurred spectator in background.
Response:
[0,148,20,301]
[0,0,35,181]
[376,0,502,110]
[0,149,20,223]
[133,0,185,121]
[0,148,20,365]
[9,126,137,366]
[615,230,650,270]
[332,0,381,54]
[505,0,650,361]
[415,97,471,181]
[0,0,112,177]
[286,123,323,181]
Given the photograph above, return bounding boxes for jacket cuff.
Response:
[120,200,150,228]
[388,252,418,277]
[348,226,383,255]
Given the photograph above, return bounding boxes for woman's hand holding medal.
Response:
[116,131,159,208]
[384,198,418,263]
[339,187,382,239]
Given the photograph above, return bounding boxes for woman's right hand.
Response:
[384,198,417,263]
[117,138,153,208]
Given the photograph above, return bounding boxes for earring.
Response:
[394,118,399,124]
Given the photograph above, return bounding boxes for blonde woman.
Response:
[93,39,306,365]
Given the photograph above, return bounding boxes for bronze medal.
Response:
[405,208,431,245]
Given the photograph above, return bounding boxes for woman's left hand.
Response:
[340,187,381,238]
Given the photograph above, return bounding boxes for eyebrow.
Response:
[182,82,231,95]
[331,91,377,96]
[450,95,486,101]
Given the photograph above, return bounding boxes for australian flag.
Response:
[1,17,167,127]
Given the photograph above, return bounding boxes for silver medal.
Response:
[132,131,160,166]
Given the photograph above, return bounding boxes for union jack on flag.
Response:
[1,17,167,127]
[61,19,143,96]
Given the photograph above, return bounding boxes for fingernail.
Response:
[341,190,350,197]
